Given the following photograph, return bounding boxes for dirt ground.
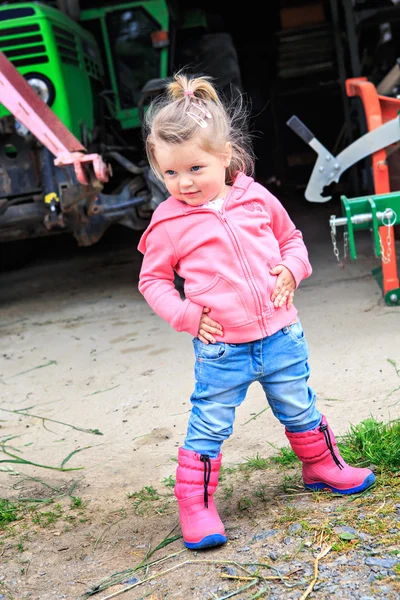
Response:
[0,191,399,599]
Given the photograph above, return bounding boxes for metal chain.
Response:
[343,231,349,260]
[331,208,397,268]
[379,209,397,264]
[330,223,345,269]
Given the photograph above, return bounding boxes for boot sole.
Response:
[304,472,376,495]
[184,534,227,550]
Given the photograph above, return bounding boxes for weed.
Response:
[65,514,76,523]
[268,444,297,467]
[253,484,270,503]
[338,416,400,470]
[30,503,62,527]
[220,464,237,478]
[243,453,269,470]
[331,538,359,552]
[280,472,303,494]
[70,496,84,509]
[274,504,306,525]
[238,496,252,511]
[126,486,162,516]
[161,475,175,488]
[222,485,234,500]
[154,501,170,515]
[298,519,312,531]
[0,499,20,528]
[127,486,159,501]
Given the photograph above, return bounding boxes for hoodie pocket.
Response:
[186,274,251,326]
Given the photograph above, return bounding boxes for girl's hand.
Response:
[270,265,296,309]
[198,307,223,344]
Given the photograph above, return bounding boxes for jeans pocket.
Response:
[287,321,305,343]
[193,338,227,361]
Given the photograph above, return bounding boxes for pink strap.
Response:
[184,90,194,97]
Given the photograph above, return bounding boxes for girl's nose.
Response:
[180,175,193,188]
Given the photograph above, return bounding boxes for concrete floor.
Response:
[0,189,399,501]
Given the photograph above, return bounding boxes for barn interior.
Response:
[60,0,400,204]
[1,0,400,286]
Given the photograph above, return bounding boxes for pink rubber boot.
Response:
[285,416,376,494]
[174,448,227,549]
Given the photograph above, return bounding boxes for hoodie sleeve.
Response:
[266,190,312,287]
[138,223,204,336]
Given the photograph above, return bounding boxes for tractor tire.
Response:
[177,32,243,102]
[56,0,81,21]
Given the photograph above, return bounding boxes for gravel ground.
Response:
[1,464,399,600]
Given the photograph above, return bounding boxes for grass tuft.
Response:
[243,453,269,470]
[268,444,297,467]
[338,416,400,470]
[161,475,175,488]
[0,499,20,528]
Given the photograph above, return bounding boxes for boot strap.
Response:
[320,424,344,469]
[200,454,211,508]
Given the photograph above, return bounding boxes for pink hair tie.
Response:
[184,90,194,97]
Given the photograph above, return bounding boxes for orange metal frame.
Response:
[346,77,400,295]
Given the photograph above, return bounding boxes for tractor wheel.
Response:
[198,33,243,100]
[56,0,81,21]
[177,32,243,102]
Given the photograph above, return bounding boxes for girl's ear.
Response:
[223,142,232,167]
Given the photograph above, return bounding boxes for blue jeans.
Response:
[183,320,321,458]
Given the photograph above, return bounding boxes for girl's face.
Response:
[154,139,232,206]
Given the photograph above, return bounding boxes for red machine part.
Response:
[0,50,111,185]
[346,77,399,296]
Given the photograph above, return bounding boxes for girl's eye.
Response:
[165,170,175,176]
[191,166,200,172]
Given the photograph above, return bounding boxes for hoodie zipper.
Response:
[191,199,267,336]
[217,208,267,336]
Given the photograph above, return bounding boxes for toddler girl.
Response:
[138,73,375,550]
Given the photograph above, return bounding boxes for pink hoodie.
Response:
[138,173,312,343]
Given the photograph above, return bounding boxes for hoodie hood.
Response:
[138,172,254,254]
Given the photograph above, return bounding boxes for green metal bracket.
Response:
[367,196,379,258]
[330,191,400,306]
[339,191,400,260]
[385,288,400,306]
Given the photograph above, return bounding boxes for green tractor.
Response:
[0,0,242,268]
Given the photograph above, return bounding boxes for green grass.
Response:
[161,475,175,488]
[70,496,84,509]
[242,417,400,475]
[253,484,271,502]
[243,453,269,470]
[31,503,63,527]
[267,444,297,467]
[338,416,400,470]
[0,499,20,528]
[126,486,159,501]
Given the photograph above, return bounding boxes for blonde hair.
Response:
[144,73,255,185]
